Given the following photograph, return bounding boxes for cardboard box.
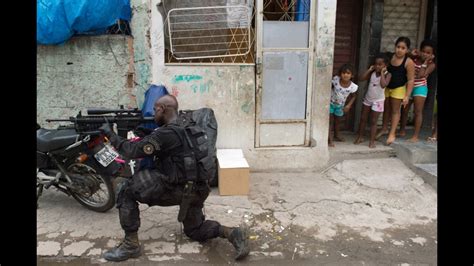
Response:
[217,149,244,158]
[217,149,249,196]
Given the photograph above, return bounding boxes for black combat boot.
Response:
[219,226,250,260]
[103,231,141,262]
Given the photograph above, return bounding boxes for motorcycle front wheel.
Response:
[66,162,115,212]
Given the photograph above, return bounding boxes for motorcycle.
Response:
[37,107,157,212]
[36,123,122,212]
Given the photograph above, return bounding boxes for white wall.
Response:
[145,0,336,170]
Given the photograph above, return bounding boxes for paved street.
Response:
[38,155,437,265]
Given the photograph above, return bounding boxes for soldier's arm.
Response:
[108,132,161,159]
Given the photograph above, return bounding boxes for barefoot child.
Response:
[375,36,415,145]
[354,54,392,148]
[399,39,436,142]
[328,64,358,147]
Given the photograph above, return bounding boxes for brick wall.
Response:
[380,0,421,52]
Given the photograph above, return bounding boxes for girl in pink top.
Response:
[399,39,436,142]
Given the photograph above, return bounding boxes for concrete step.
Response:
[329,131,437,191]
[390,140,437,164]
[376,126,437,164]
[414,163,437,176]
[328,132,397,166]
[380,135,437,191]
[412,163,437,191]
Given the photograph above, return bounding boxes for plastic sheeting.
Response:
[141,85,169,129]
[138,84,169,171]
[37,0,131,45]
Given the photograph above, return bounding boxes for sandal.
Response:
[427,137,437,142]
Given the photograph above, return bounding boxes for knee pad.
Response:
[129,169,165,204]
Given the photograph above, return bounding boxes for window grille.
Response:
[263,0,310,21]
[164,2,256,64]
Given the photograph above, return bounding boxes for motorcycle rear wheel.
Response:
[66,162,115,212]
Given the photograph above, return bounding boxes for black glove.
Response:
[98,118,114,137]
[134,126,154,137]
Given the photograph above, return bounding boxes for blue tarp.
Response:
[37,0,131,45]
[295,0,310,21]
[138,84,169,171]
[141,84,169,130]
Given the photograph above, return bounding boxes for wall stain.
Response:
[241,100,252,113]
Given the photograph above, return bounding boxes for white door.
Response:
[255,0,315,147]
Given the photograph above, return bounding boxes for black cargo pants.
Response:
[116,169,221,242]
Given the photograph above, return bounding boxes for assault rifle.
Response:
[46,106,155,138]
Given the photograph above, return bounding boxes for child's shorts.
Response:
[329,103,344,117]
[385,85,406,100]
[411,85,428,98]
[363,98,384,112]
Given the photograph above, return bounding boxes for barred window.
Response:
[161,1,256,64]
[263,0,310,21]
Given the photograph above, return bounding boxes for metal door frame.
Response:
[254,0,316,148]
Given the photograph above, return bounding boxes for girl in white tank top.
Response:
[354,54,392,148]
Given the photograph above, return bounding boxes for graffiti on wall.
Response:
[172,74,203,83]
[170,74,212,96]
[190,80,213,94]
[167,69,254,114]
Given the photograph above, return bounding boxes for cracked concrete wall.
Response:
[143,0,335,170]
[130,0,153,108]
[37,36,135,128]
[307,0,338,166]
[161,67,255,150]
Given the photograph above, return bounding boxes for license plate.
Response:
[94,144,119,167]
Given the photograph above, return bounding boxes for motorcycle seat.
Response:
[37,129,79,152]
